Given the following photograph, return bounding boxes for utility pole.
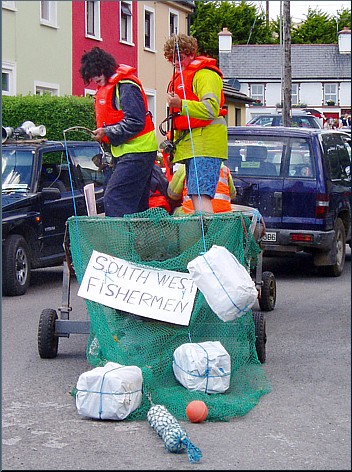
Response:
[282,1,292,126]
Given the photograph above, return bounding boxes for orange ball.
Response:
[186,400,208,423]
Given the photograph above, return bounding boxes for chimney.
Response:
[338,26,351,54]
[218,27,232,52]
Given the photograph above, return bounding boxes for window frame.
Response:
[34,81,60,96]
[144,6,155,51]
[85,0,101,40]
[169,8,179,36]
[323,83,338,105]
[40,0,58,28]
[2,61,16,96]
[250,84,265,105]
[120,1,133,45]
[291,83,299,106]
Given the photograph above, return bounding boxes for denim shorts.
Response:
[185,157,222,198]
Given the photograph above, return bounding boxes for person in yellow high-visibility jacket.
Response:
[167,162,236,215]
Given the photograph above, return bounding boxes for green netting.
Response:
[68,207,271,422]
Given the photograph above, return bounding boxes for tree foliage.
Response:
[190,2,351,52]
[190,1,273,58]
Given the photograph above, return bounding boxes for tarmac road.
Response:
[1,249,351,470]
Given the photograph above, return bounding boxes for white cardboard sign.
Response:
[78,250,197,326]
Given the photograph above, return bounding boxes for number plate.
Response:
[262,231,277,242]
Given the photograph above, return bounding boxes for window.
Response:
[250,84,264,104]
[288,139,314,178]
[322,134,351,182]
[324,83,338,105]
[40,1,57,28]
[2,61,16,96]
[145,90,156,126]
[169,10,179,36]
[144,7,155,51]
[34,81,59,96]
[291,84,299,106]
[86,1,101,39]
[120,1,132,44]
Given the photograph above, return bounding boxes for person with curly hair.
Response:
[79,47,158,217]
[163,34,228,214]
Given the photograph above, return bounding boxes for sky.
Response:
[252,1,351,22]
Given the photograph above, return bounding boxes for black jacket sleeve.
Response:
[104,81,147,147]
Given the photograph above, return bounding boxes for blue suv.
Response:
[227,126,351,276]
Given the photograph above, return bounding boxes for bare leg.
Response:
[191,195,214,213]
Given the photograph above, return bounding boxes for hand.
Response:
[92,128,106,142]
[167,93,182,109]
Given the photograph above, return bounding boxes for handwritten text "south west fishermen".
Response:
[84,254,197,314]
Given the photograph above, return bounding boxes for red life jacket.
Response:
[95,64,155,144]
[182,165,232,213]
[167,56,227,130]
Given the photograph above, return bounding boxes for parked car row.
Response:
[246,110,323,129]
[2,125,351,296]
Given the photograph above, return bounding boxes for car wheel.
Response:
[320,218,346,277]
[38,309,59,359]
[252,311,266,364]
[2,234,31,296]
[258,271,276,311]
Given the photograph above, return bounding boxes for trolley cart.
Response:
[38,207,276,363]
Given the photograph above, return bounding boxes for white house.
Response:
[218,26,351,124]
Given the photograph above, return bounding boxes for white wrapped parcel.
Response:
[187,245,258,322]
[172,341,231,394]
[75,362,143,420]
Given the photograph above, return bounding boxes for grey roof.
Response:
[223,83,255,103]
[220,44,351,81]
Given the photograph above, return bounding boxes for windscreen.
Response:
[2,148,34,190]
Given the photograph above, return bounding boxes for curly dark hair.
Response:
[79,47,118,85]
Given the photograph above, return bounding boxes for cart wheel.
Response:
[253,311,266,363]
[259,271,276,311]
[38,309,59,359]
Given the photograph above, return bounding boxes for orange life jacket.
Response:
[168,56,227,130]
[182,165,232,213]
[95,64,155,144]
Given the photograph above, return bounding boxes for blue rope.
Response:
[174,37,207,254]
[62,129,85,278]
[201,251,252,317]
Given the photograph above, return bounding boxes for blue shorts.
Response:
[185,157,222,198]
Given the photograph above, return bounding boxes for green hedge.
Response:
[2,95,96,141]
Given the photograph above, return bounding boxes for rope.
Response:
[62,127,96,278]
[174,36,207,254]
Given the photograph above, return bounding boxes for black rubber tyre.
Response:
[2,234,31,296]
[258,271,276,311]
[253,311,267,364]
[38,309,59,359]
[319,218,346,277]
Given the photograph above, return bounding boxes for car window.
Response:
[69,146,105,187]
[228,136,286,176]
[287,139,314,178]
[40,150,74,192]
[322,134,351,183]
[2,148,34,190]
[252,116,275,126]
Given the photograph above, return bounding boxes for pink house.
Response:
[72,1,138,97]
